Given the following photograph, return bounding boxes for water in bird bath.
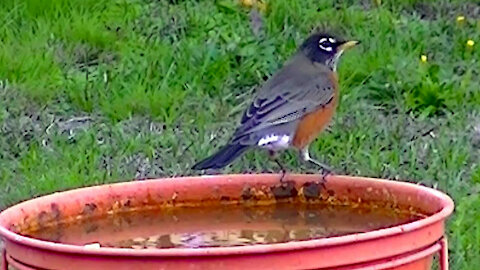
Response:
[18,202,424,249]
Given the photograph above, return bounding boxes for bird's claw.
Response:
[278,167,287,182]
[319,167,333,189]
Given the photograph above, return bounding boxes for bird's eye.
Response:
[318,37,333,52]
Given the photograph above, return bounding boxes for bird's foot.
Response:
[308,158,334,181]
[300,148,333,186]
[274,158,288,183]
[320,167,332,188]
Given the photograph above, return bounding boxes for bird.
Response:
[192,32,359,177]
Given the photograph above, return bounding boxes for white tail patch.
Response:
[257,134,290,150]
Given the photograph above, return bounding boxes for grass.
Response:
[0,0,479,267]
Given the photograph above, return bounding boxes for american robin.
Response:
[192,32,359,176]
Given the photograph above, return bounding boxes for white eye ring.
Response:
[318,37,334,51]
[320,45,332,51]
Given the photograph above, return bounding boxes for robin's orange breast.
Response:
[291,73,339,149]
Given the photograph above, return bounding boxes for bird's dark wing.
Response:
[231,56,335,144]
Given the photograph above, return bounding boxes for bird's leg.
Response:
[274,158,287,182]
[269,150,287,182]
[300,147,332,183]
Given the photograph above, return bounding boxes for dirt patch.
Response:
[121,153,165,180]
[0,86,51,159]
[53,40,117,73]
[71,44,117,71]
[134,2,188,44]
[473,122,480,148]
[0,83,173,180]
[332,0,375,11]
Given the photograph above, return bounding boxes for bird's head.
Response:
[300,32,359,71]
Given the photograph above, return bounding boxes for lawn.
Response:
[0,0,479,268]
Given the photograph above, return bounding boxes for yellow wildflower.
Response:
[457,16,465,22]
[240,0,267,12]
[240,0,253,7]
[467,39,475,47]
[420,55,427,63]
[257,1,267,12]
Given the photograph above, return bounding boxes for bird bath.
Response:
[0,174,453,270]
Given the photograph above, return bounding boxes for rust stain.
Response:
[241,186,254,201]
[50,203,61,220]
[37,211,48,228]
[302,182,321,199]
[82,203,97,215]
[270,181,297,200]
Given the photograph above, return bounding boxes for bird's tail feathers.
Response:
[192,143,248,170]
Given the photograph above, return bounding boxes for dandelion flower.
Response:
[457,16,465,22]
[420,55,427,63]
[467,39,475,47]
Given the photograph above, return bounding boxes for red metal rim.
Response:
[342,242,440,270]
[0,174,454,257]
[6,254,38,270]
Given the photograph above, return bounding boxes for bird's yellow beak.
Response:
[338,40,360,51]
